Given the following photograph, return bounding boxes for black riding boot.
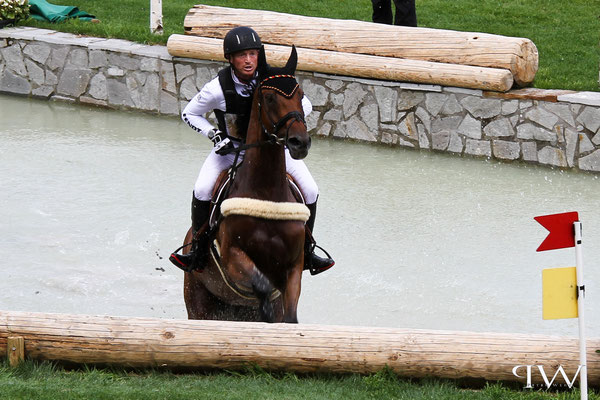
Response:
[169,195,211,272]
[305,201,335,275]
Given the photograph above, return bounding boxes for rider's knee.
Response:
[302,184,319,204]
[193,185,213,201]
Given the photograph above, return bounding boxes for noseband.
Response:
[257,75,307,146]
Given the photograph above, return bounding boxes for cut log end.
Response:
[513,39,539,87]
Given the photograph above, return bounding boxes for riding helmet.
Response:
[223,26,262,57]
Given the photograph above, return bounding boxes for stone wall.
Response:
[2,27,600,172]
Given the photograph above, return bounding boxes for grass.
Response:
[1,360,598,400]
[15,0,600,91]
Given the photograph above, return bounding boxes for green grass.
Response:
[16,0,600,91]
[1,360,598,400]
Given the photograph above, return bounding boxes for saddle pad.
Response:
[221,197,310,222]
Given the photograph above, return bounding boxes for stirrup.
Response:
[309,255,335,275]
[306,243,335,276]
[169,242,205,273]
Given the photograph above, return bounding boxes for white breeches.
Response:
[193,147,319,204]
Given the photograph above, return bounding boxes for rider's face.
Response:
[229,49,259,83]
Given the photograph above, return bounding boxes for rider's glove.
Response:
[208,129,234,155]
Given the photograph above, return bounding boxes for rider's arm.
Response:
[181,78,226,138]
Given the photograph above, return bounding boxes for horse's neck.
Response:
[233,95,289,201]
[241,145,287,193]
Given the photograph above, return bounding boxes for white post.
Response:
[574,221,587,400]
[150,0,163,35]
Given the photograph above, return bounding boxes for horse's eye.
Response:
[265,93,277,105]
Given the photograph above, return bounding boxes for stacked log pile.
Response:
[167,5,539,92]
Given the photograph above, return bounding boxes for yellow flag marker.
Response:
[542,267,578,320]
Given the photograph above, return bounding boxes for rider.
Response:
[170,26,334,276]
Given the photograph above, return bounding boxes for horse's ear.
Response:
[258,45,268,76]
[284,45,298,74]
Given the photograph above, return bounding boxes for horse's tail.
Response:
[251,268,276,322]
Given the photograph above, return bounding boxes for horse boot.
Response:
[169,195,211,272]
[304,201,335,275]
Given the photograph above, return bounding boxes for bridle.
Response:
[257,74,307,147]
[220,74,308,185]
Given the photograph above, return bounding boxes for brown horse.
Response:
[182,46,310,323]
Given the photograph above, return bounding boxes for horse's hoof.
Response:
[260,302,275,323]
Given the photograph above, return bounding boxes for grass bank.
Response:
[1,360,597,400]
[18,0,600,91]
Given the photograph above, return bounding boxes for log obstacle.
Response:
[1,311,599,386]
[167,35,514,92]
[182,5,538,87]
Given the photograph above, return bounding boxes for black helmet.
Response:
[223,26,262,57]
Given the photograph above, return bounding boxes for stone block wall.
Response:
[2,27,600,172]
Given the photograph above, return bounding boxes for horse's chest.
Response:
[246,219,301,249]
[226,219,302,261]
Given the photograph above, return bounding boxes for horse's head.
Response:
[256,45,311,160]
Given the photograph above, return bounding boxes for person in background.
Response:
[371,0,417,27]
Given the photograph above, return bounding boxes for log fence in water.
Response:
[1,311,598,387]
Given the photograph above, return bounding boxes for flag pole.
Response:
[574,221,587,400]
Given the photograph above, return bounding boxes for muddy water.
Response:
[1,94,598,337]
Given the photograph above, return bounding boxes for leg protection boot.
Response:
[169,194,211,272]
[304,201,335,275]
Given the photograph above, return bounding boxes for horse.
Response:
[181,46,310,323]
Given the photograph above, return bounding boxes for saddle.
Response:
[207,169,306,229]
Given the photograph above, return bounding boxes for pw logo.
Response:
[512,365,582,389]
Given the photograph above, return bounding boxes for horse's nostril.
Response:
[288,137,302,147]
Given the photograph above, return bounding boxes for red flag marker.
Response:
[534,211,579,252]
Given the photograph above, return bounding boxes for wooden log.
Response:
[167,35,514,92]
[1,310,599,386]
[183,5,538,87]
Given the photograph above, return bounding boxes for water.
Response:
[1,94,598,337]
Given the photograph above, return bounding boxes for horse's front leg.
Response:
[224,245,278,323]
[184,271,216,320]
[282,263,303,323]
